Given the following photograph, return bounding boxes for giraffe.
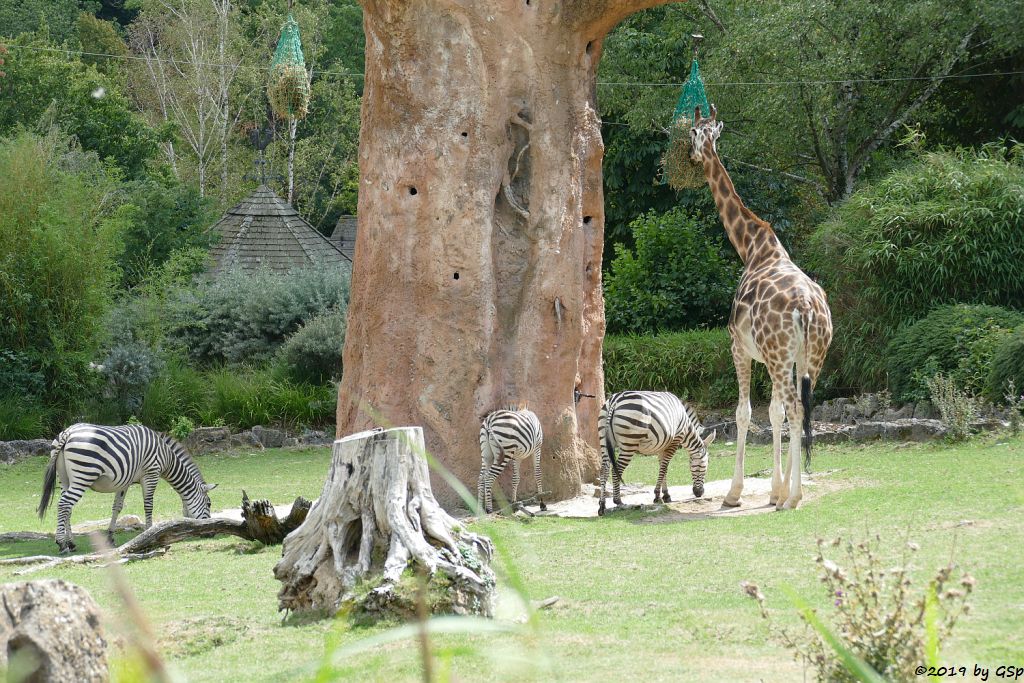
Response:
[689,105,832,510]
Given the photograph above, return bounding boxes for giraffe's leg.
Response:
[773,365,803,511]
[768,389,786,506]
[533,446,546,511]
[724,346,753,507]
[107,489,126,545]
[511,458,521,505]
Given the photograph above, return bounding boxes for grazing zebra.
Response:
[598,391,716,516]
[38,423,217,554]
[478,408,546,514]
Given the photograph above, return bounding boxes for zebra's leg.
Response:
[612,458,623,506]
[533,446,546,511]
[598,451,609,516]
[107,489,126,545]
[142,473,159,528]
[511,458,520,506]
[55,486,85,554]
[660,452,674,503]
[477,468,486,514]
[724,343,753,507]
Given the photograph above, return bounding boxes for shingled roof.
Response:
[329,215,357,261]
[206,185,351,275]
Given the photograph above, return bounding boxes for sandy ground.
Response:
[531,475,819,521]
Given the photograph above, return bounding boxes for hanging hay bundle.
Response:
[268,14,310,120]
[662,58,710,190]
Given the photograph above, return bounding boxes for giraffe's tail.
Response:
[794,308,814,473]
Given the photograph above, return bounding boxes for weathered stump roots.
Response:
[274,427,495,619]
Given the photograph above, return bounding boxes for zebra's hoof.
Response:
[613,498,623,506]
[652,495,661,504]
[662,493,672,503]
[539,502,547,511]
[106,532,116,546]
[597,505,606,516]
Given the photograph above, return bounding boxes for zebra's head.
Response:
[687,429,716,498]
[183,482,217,519]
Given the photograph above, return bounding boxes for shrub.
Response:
[169,266,350,366]
[96,341,164,419]
[0,397,50,440]
[138,362,335,432]
[885,304,1024,402]
[604,207,739,334]
[806,143,1024,390]
[277,308,347,384]
[0,130,129,417]
[0,350,45,400]
[603,329,769,408]
[742,536,975,682]
[925,373,976,442]
[985,326,1024,404]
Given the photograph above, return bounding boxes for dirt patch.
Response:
[159,616,251,658]
[529,472,847,522]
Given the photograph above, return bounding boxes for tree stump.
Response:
[274,427,495,620]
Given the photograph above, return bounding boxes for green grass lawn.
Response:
[1,436,1023,682]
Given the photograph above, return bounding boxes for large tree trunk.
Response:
[339,0,674,507]
[274,427,495,618]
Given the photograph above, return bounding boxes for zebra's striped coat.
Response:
[598,391,716,516]
[478,409,546,513]
[38,423,216,553]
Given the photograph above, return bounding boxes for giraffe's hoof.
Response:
[721,498,742,508]
[768,498,778,506]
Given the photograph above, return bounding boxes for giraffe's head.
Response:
[688,104,723,164]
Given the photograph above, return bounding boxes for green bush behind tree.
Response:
[885,304,1024,403]
[806,143,1024,391]
[604,207,740,334]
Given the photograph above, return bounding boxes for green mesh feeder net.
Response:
[268,14,310,120]
[662,58,711,189]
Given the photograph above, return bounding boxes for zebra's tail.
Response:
[603,409,620,479]
[39,428,72,519]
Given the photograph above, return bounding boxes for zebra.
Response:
[598,391,716,516]
[37,423,217,554]
[478,408,546,514]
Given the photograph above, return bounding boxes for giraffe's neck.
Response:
[702,149,786,267]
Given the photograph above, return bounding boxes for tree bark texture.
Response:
[274,428,495,617]
[340,0,674,506]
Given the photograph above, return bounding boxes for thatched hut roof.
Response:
[206,185,350,274]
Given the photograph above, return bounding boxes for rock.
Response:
[886,404,915,420]
[184,426,232,454]
[914,400,939,420]
[0,439,52,465]
[251,425,286,449]
[0,579,108,682]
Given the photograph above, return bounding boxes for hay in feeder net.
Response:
[269,14,310,120]
[662,58,710,190]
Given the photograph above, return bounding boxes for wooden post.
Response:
[273,427,495,619]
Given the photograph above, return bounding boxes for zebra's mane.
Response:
[162,433,206,485]
[503,401,529,412]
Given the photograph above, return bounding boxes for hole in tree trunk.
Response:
[453,272,460,280]
[461,131,468,138]
[408,186,418,196]
[583,215,592,224]
[586,41,594,55]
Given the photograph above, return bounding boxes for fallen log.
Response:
[0,493,312,569]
